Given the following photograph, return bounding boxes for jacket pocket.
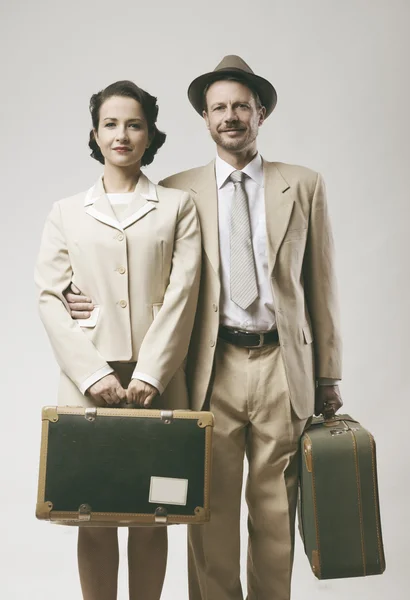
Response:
[302,323,313,344]
[76,305,100,328]
[152,303,163,319]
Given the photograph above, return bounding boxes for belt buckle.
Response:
[256,332,265,348]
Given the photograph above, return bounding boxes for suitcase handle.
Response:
[308,414,358,428]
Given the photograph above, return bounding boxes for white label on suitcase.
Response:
[149,476,188,506]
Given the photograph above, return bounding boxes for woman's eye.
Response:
[104,122,115,128]
[130,124,141,129]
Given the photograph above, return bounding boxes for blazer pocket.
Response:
[152,303,163,319]
[76,305,100,328]
[283,227,307,243]
[302,323,313,344]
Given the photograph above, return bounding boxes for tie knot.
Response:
[230,170,245,185]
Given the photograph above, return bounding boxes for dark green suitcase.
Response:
[298,415,386,579]
[36,406,213,526]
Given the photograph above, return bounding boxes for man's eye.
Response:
[214,106,224,111]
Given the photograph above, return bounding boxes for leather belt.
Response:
[218,325,279,348]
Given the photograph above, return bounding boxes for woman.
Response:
[35,80,201,600]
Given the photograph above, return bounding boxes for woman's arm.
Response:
[35,201,120,397]
[131,191,201,394]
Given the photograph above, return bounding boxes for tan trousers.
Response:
[188,339,308,600]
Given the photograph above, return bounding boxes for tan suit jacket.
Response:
[35,173,201,405]
[161,160,342,419]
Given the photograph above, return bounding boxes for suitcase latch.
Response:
[85,408,97,422]
[155,506,168,524]
[78,504,92,521]
[160,410,174,424]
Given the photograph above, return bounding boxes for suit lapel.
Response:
[263,160,295,274]
[84,173,157,231]
[190,160,220,275]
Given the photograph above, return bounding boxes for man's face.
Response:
[203,80,265,154]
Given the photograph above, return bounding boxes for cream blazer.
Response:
[35,173,201,406]
[161,160,342,419]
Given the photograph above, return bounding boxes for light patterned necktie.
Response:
[229,170,259,310]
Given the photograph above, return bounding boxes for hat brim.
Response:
[188,67,277,118]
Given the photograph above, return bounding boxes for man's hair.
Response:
[88,80,166,167]
[202,75,263,113]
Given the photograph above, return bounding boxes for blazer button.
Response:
[210,340,215,347]
[212,303,218,312]
[119,300,127,308]
[117,234,124,242]
[118,266,126,274]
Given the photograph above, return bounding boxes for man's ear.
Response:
[258,106,267,127]
[203,110,210,130]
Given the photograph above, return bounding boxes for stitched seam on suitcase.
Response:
[306,433,321,576]
[37,420,49,503]
[351,428,366,575]
[368,432,385,570]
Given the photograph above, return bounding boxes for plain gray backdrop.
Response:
[1,0,408,598]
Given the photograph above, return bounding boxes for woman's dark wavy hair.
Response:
[88,80,166,167]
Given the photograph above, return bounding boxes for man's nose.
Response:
[224,105,238,122]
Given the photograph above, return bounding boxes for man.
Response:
[67,56,343,600]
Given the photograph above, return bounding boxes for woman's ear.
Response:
[92,128,100,147]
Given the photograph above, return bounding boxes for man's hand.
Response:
[87,374,127,406]
[65,283,94,319]
[314,385,343,420]
[126,379,158,408]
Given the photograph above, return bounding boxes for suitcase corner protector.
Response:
[197,413,214,428]
[311,550,321,578]
[193,506,209,521]
[42,407,59,423]
[36,501,53,520]
[303,437,313,473]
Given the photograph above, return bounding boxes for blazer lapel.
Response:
[84,174,157,231]
[84,177,122,231]
[263,160,295,274]
[190,161,220,275]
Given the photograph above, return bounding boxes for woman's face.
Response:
[94,95,150,169]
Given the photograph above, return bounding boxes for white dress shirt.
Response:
[79,192,163,396]
[216,153,339,387]
[217,153,276,332]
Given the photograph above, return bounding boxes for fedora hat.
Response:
[188,55,277,118]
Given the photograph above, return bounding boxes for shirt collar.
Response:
[215,152,264,190]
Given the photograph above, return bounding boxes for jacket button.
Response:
[212,303,218,312]
[118,266,126,274]
[119,300,127,308]
[210,340,215,347]
[117,234,124,242]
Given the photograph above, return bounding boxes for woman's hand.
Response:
[127,379,158,408]
[87,373,127,405]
